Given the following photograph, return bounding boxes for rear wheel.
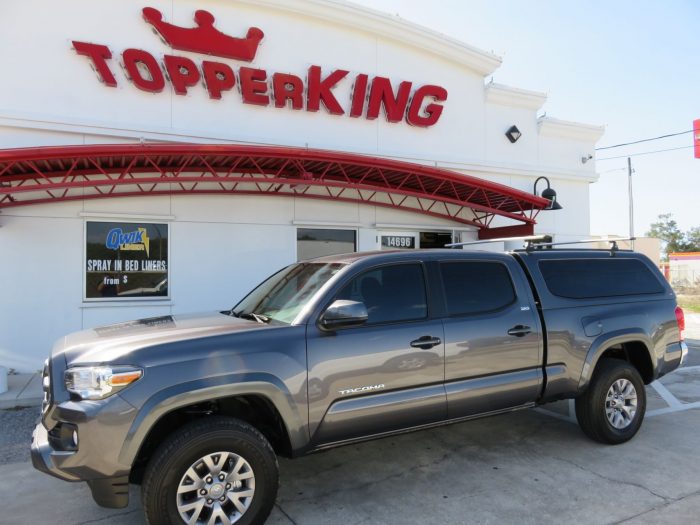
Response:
[142,417,278,525]
[575,359,646,444]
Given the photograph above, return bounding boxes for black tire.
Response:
[575,358,646,444]
[142,416,278,525]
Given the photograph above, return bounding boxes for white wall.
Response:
[0,0,604,370]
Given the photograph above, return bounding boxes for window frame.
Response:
[295,227,357,261]
[320,261,432,328]
[438,259,518,318]
[538,257,665,300]
[83,219,171,303]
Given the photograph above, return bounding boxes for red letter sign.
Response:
[164,55,200,95]
[366,77,412,123]
[202,61,236,100]
[694,119,700,159]
[239,67,270,106]
[122,49,165,93]
[307,66,348,115]
[272,73,304,110]
[407,85,448,127]
[350,74,369,118]
[72,41,118,87]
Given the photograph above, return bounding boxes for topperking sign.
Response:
[72,7,449,127]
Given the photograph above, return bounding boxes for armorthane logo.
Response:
[105,227,150,256]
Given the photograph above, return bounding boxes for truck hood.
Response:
[53,313,277,366]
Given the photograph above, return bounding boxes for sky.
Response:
[352,0,700,237]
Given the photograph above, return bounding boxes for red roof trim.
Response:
[0,143,548,232]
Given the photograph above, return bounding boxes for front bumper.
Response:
[31,394,137,508]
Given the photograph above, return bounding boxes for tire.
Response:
[575,358,646,444]
[142,416,278,525]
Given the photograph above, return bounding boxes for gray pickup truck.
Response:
[32,248,687,525]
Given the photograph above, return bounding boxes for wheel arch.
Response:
[119,376,308,482]
[578,330,656,392]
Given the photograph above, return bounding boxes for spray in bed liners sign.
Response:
[85,221,168,299]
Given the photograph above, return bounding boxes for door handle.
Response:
[507,325,531,337]
[410,336,442,349]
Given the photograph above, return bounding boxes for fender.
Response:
[118,372,308,466]
[577,328,655,392]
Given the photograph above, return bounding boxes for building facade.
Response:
[0,0,604,371]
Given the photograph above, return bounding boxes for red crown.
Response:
[142,7,264,62]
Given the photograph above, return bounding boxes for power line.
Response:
[595,129,693,151]
[597,145,694,161]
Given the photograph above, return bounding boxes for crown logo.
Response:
[142,7,264,62]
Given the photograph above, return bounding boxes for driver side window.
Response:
[336,263,427,325]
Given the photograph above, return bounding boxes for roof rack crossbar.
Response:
[525,237,636,254]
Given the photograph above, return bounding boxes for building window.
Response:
[297,228,356,261]
[419,231,453,249]
[85,221,169,300]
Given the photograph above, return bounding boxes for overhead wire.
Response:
[595,129,693,151]
[597,145,694,162]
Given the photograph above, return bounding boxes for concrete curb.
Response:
[0,373,42,410]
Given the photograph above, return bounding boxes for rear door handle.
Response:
[507,325,532,337]
[410,336,442,349]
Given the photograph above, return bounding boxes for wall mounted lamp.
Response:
[505,125,521,143]
[533,176,562,210]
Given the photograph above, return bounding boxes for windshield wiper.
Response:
[236,312,270,324]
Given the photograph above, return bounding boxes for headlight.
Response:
[64,366,143,400]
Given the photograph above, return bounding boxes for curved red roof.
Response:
[0,143,548,238]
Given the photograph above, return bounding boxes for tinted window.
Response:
[297,228,356,261]
[440,262,516,316]
[539,258,665,299]
[337,264,427,324]
[420,232,453,249]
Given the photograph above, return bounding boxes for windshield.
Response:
[232,262,346,324]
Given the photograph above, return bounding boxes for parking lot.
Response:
[3,338,700,524]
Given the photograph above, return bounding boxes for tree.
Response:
[687,227,700,252]
[646,213,700,259]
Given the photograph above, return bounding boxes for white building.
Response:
[0,0,604,371]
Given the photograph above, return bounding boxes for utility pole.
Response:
[628,157,635,249]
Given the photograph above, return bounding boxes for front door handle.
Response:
[410,336,442,349]
[507,325,532,337]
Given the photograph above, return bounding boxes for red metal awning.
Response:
[0,143,548,238]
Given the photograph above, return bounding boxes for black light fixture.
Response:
[533,176,563,210]
[505,125,522,143]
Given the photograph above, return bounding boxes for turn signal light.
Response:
[109,370,143,386]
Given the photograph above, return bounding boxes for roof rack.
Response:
[524,237,636,254]
[446,235,548,249]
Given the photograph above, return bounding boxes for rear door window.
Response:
[336,263,427,324]
[539,258,664,299]
[440,261,516,316]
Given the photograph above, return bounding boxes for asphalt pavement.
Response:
[3,340,700,524]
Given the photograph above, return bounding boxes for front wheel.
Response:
[142,417,278,525]
[575,359,646,444]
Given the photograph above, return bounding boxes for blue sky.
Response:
[352,0,700,236]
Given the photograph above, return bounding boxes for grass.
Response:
[677,294,700,313]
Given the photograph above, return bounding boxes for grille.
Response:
[41,359,52,414]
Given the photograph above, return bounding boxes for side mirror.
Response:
[320,299,368,330]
